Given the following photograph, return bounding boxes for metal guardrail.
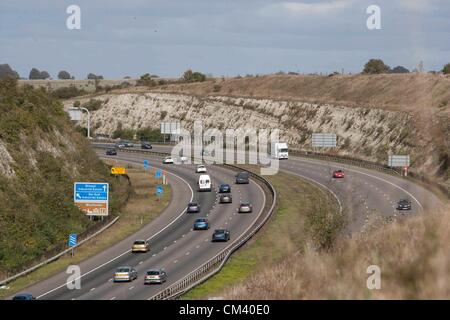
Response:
[0,216,120,287]
[92,145,278,300]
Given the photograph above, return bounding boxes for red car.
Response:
[333,170,345,178]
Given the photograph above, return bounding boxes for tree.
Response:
[390,66,410,74]
[39,70,50,79]
[442,63,450,75]
[136,73,156,86]
[29,68,41,79]
[0,64,19,79]
[29,68,50,79]
[87,73,103,80]
[58,70,71,79]
[362,59,390,74]
[182,69,206,82]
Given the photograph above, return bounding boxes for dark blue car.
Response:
[218,184,231,193]
[12,293,35,300]
[212,229,230,242]
[193,218,209,230]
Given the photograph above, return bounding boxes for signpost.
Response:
[74,182,109,217]
[68,234,77,256]
[312,133,337,148]
[143,160,149,172]
[388,155,410,176]
[155,170,162,179]
[156,185,164,196]
[111,167,126,175]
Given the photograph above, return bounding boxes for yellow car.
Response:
[132,239,150,253]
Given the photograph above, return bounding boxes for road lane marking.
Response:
[36,163,195,299]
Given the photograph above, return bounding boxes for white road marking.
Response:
[129,286,134,290]
[90,288,96,292]
[110,297,116,300]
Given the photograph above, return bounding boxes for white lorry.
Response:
[271,142,289,159]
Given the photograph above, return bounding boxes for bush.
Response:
[81,99,103,111]
[442,63,450,75]
[390,66,410,74]
[136,73,156,87]
[362,59,391,74]
[51,86,87,99]
[182,69,207,82]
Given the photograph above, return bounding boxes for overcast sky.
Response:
[1,0,449,79]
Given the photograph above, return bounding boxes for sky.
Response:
[1,0,449,79]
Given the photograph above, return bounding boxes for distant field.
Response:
[18,79,139,93]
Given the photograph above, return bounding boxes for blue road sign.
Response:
[156,185,164,195]
[74,183,109,202]
[155,170,162,178]
[143,160,149,169]
[68,234,77,247]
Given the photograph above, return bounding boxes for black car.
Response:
[218,184,231,193]
[12,293,35,300]
[397,199,412,210]
[141,142,152,149]
[235,172,250,184]
[106,148,117,156]
[212,229,230,242]
[187,202,200,213]
[219,194,232,203]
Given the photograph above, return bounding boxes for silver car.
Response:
[114,266,138,282]
[144,268,167,284]
[219,194,233,203]
[238,201,253,213]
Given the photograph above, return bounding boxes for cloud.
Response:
[260,0,354,16]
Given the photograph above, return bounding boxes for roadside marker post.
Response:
[68,234,77,257]
[143,160,149,173]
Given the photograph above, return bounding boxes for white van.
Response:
[271,142,289,159]
[198,174,212,191]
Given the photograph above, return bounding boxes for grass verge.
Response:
[182,166,342,299]
[0,161,171,298]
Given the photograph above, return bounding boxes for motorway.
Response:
[10,144,443,300]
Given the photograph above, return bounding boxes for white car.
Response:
[162,156,174,164]
[196,165,207,173]
[180,156,188,163]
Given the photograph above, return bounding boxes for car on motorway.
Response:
[113,266,138,282]
[115,142,126,149]
[141,142,153,149]
[212,229,230,242]
[218,184,231,193]
[193,218,210,230]
[202,149,210,156]
[144,268,167,284]
[180,156,188,163]
[238,201,253,213]
[187,202,200,213]
[235,172,250,184]
[198,174,212,191]
[12,293,35,300]
[332,170,345,178]
[162,156,174,164]
[397,199,412,210]
[106,148,117,156]
[122,140,134,147]
[219,194,233,203]
[196,165,207,173]
[131,239,150,253]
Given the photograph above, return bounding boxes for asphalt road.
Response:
[13,150,267,300]
[112,143,442,233]
[9,143,443,300]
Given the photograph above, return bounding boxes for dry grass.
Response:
[220,205,450,299]
[155,73,450,112]
[182,167,343,299]
[0,162,171,298]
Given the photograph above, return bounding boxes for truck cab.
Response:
[271,142,289,159]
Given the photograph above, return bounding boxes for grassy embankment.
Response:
[183,166,344,299]
[1,161,171,298]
